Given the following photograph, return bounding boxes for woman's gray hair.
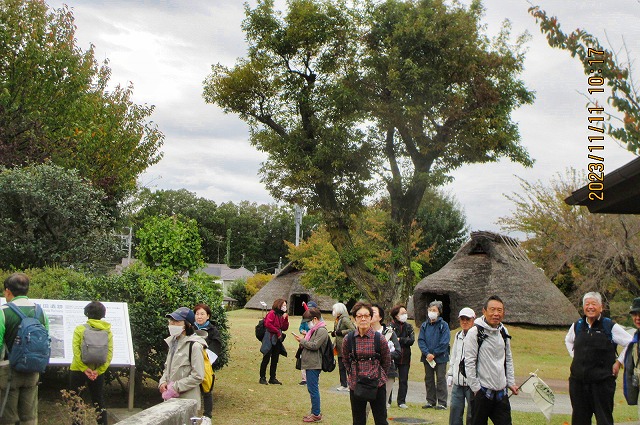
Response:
[583,292,603,306]
[428,300,443,315]
[332,302,349,317]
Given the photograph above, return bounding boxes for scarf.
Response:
[195,320,210,330]
[305,320,326,341]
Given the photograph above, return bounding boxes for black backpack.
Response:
[255,319,266,341]
[321,336,336,372]
[459,324,511,378]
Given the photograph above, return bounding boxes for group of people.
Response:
[257,295,517,425]
[0,272,223,425]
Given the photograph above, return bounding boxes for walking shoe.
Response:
[259,377,268,385]
[268,378,283,385]
[302,413,322,422]
[201,417,212,425]
[399,404,408,409]
[386,403,391,409]
[422,403,434,409]
[299,381,307,385]
[336,386,349,391]
[435,404,447,410]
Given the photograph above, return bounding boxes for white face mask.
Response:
[168,325,184,337]
[398,314,408,323]
[428,311,438,321]
[332,311,338,317]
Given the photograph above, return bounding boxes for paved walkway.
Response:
[329,376,572,414]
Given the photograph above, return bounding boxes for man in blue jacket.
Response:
[418,300,450,410]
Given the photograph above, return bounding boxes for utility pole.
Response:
[225,228,231,265]
[294,204,303,246]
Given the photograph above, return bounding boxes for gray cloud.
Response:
[47,0,640,237]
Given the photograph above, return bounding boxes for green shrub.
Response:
[228,279,249,307]
[63,263,230,387]
[0,267,90,299]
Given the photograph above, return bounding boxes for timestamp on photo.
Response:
[586,48,605,201]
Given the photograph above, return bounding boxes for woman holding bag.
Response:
[342,302,391,425]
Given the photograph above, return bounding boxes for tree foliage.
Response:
[204,0,531,309]
[414,189,469,275]
[529,6,640,154]
[0,0,163,203]
[499,169,640,304]
[0,164,118,270]
[136,215,204,275]
[129,188,321,272]
[63,263,230,384]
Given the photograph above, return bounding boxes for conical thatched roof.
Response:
[413,231,579,326]
[245,262,337,314]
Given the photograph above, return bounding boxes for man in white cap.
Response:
[447,307,476,425]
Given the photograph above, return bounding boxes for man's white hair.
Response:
[583,292,603,305]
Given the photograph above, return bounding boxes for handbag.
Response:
[350,331,382,401]
[354,375,378,401]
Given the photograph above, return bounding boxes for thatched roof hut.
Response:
[245,262,338,315]
[413,231,579,326]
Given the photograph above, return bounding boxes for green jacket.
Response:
[0,296,50,362]
[70,319,113,375]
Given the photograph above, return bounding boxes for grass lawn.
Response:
[211,309,637,424]
[37,308,639,424]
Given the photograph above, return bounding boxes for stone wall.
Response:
[116,399,199,425]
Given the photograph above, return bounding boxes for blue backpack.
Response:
[5,303,51,373]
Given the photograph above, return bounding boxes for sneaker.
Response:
[268,378,283,385]
[422,403,434,409]
[259,378,268,385]
[299,381,307,385]
[399,404,408,409]
[386,403,391,409]
[435,404,447,410]
[336,386,349,392]
[201,417,212,425]
[302,413,322,422]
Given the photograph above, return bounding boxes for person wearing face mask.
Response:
[389,304,415,409]
[294,308,329,423]
[331,302,356,391]
[298,301,319,386]
[418,300,450,410]
[158,307,207,414]
[259,298,289,385]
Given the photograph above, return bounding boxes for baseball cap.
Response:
[458,307,475,318]
[166,307,195,325]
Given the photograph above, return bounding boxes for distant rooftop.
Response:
[201,264,255,281]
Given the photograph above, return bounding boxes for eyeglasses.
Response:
[355,314,371,320]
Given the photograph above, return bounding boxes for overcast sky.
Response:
[47,0,639,236]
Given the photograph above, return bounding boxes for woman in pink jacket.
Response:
[259,298,289,385]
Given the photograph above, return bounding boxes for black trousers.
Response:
[470,390,511,425]
[350,385,388,425]
[569,376,615,425]
[338,356,348,387]
[396,363,410,405]
[69,370,107,425]
[259,348,280,380]
[202,376,215,418]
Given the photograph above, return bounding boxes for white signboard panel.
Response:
[1,299,135,367]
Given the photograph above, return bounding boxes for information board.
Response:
[1,298,135,367]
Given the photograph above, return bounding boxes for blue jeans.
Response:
[306,369,321,415]
[449,384,472,425]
